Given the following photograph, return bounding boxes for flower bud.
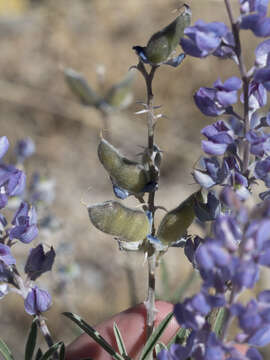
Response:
[145,4,191,65]
[157,190,201,245]
[98,138,149,194]
[88,200,150,243]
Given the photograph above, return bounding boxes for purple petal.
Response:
[180,37,204,57]
[0,137,9,160]
[193,169,216,188]
[255,39,270,66]
[202,141,228,155]
[216,90,238,107]
[222,76,242,91]
[248,324,270,346]
[0,244,15,266]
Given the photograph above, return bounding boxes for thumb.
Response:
[65,300,179,360]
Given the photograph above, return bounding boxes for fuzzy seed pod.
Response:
[98,138,149,194]
[88,200,150,243]
[157,190,201,245]
[145,5,191,65]
[64,68,101,107]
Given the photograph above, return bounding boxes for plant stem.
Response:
[135,60,160,339]
[224,0,250,175]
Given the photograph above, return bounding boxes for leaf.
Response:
[213,308,227,338]
[113,322,129,359]
[25,317,38,360]
[63,312,125,360]
[40,342,63,360]
[0,337,14,360]
[58,343,65,360]
[139,311,174,360]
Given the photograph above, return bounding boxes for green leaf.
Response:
[25,317,38,360]
[167,327,189,348]
[0,337,14,360]
[213,308,227,338]
[63,312,125,360]
[40,341,63,360]
[58,343,65,360]
[35,349,43,360]
[113,322,129,359]
[139,311,174,360]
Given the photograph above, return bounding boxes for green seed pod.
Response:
[88,200,150,243]
[145,4,191,65]
[98,138,149,194]
[157,190,201,245]
[105,70,135,110]
[64,68,101,107]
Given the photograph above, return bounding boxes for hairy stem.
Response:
[136,60,160,339]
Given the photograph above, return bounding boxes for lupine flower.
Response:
[194,77,242,117]
[180,20,232,58]
[246,130,270,157]
[201,120,235,155]
[0,136,9,160]
[240,0,269,16]
[241,15,270,37]
[24,285,52,315]
[255,157,270,186]
[255,38,270,67]
[24,244,55,281]
[244,80,267,111]
[0,164,26,201]
[14,137,35,163]
[9,201,38,243]
[193,156,229,188]
[0,244,15,266]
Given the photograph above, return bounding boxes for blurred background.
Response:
[0,0,266,357]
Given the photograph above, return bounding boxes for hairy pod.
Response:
[64,68,101,107]
[157,190,201,245]
[105,70,135,109]
[88,200,150,243]
[145,4,191,64]
[98,138,149,194]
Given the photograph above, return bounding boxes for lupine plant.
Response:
[2,0,270,359]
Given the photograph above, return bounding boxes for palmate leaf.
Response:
[25,316,38,360]
[0,337,14,360]
[139,311,174,360]
[63,312,125,360]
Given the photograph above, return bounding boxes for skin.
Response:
[65,301,178,360]
[65,301,247,360]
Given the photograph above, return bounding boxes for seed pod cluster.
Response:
[88,200,150,243]
[157,190,202,245]
[98,137,150,194]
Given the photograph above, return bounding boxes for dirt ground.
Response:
[0,0,266,357]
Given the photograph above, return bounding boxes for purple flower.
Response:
[0,136,9,160]
[194,191,220,222]
[180,20,231,58]
[193,156,229,188]
[24,285,52,315]
[255,39,270,67]
[9,201,38,243]
[0,164,26,201]
[254,66,270,90]
[14,137,35,163]
[213,215,242,251]
[246,130,270,157]
[201,120,234,155]
[255,157,270,186]
[244,80,267,110]
[240,0,269,16]
[24,244,55,280]
[0,244,15,266]
[240,1,270,37]
[194,77,242,117]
